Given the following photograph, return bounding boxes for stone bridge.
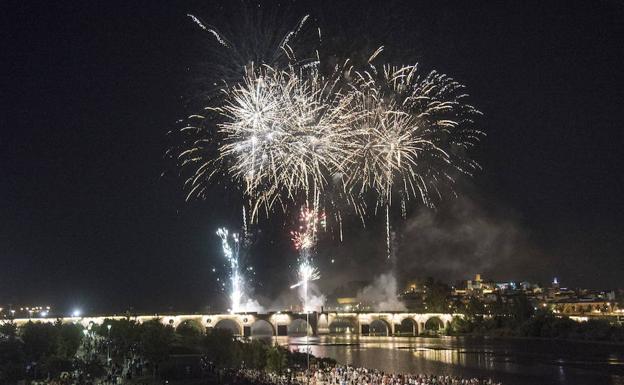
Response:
[8,311,456,337]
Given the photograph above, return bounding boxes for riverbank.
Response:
[448,311,624,344]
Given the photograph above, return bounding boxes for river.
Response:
[275,336,624,385]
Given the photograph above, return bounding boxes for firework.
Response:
[343,61,483,209]
[289,206,325,312]
[291,206,327,252]
[181,64,360,220]
[216,227,244,313]
[340,58,483,257]
[177,10,484,277]
[289,261,321,290]
[178,60,481,220]
[290,259,321,313]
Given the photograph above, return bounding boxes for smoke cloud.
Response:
[239,298,264,313]
[300,282,326,312]
[395,195,541,284]
[244,194,542,313]
[356,272,406,311]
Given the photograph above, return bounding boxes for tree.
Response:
[448,316,472,334]
[509,293,534,326]
[19,321,85,380]
[176,320,204,338]
[56,323,83,359]
[77,357,106,379]
[139,320,174,377]
[463,297,486,320]
[240,339,267,370]
[0,322,18,338]
[579,319,612,341]
[518,308,555,337]
[96,318,141,364]
[266,345,287,374]
[175,319,205,352]
[0,331,26,384]
[424,277,450,313]
[20,321,59,379]
[203,328,240,368]
[21,322,58,364]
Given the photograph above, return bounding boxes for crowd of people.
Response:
[231,365,502,385]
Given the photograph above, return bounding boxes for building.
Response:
[550,299,617,316]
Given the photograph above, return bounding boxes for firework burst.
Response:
[339,58,482,257]
[344,60,483,210]
[291,206,327,251]
[181,64,361,220]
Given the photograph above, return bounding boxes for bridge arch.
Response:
[424,316,445,333]
[213,318,242,336]
[250,319,275,336]
[369,319,391,336]
[328,318,357,334]
[396,317,418,336]
[288,318,312,336]
[176,319,205,336]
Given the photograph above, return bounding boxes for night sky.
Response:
[2,0,623,314]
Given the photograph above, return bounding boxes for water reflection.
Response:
[253,335,624,385]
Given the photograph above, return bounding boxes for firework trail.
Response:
[216,227,244,313]
[185,3,318,104]
[290,207,325,312]
[290,260,321,313]
[242,206,248,239]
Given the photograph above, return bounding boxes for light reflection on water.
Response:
[254,335,624,385]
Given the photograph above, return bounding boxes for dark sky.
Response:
[2,0,623,314]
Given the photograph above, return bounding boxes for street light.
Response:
[72,309,82,318]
